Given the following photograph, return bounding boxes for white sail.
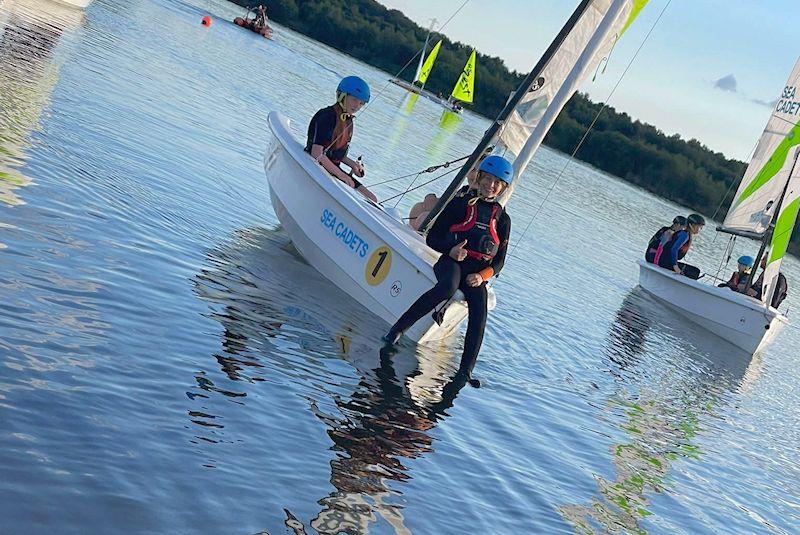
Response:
[493,0,648,197]
[721,58,800,238]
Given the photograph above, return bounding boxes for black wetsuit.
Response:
[305,105,362,188]
[388,195,511,376]
[752,271,788,309]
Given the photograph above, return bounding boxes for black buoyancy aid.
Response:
[647,227,667,252]
[326,109,352,164]
[449,200,502,262]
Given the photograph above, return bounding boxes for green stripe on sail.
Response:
[736,121,800,208]
[768,197,800,263]
[620,0,650,36]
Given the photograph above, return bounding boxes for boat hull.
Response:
[265,112,485,343]
[637,260,787,354]
[389,78,463,113]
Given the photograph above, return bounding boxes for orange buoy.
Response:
[201,15,212,27]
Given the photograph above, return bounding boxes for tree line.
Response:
[234,0,798,254]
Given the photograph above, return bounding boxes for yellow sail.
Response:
[450,50,475,103]
[415,40,442,85]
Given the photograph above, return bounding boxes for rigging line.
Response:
[710,136,761,224]
[770,113,800,128]
[379,166,461,204]
[364,154,471,187]
[505,0,673,261]
[712,235,735,283]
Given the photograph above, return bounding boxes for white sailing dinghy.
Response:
[639,57,800,354]
[265,0,649,343]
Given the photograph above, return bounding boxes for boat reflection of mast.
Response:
[310,349,468,535]
[560,291,751,532]
[0,0,82,207]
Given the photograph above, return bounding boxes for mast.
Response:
[743,148,800,298]
[418,0,595,233]
[510,0,628,182]
[414,18,438,86]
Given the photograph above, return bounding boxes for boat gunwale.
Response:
[637,259,787,322]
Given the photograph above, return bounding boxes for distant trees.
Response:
[235,0,798,254]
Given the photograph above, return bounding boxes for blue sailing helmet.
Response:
[738,255,754,268]
[337,76,370,103]
[478,155,514,184]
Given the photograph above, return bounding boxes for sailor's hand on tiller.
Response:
[351,161,365,178]
[449,239,468,261]
[465,273,483,287]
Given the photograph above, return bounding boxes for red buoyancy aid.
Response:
[326,110,352,164]
[449,201,501,262]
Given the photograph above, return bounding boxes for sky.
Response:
[378,0,798,161]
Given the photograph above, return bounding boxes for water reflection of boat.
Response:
[309,349,469,534]
[192,226,472,532]
[191,227,464,401]
[560,289,753,532]
[0,0,83,208]
[606,288,752,371]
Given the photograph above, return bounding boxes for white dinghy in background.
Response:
[638,260,788,354]
[639,57,800,354]
[265,0,649,343]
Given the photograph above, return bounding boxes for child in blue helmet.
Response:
[383,155,514,388]
[306,76,377,202]
[719,255,753,291]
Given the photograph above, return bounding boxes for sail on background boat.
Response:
[416,39,441,87]
[757,59,800,306]
[721,58,800,238]
[450,49,475,104]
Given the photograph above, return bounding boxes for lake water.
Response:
[1,0,799,534]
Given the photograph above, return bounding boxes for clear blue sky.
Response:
[379,0,798,161]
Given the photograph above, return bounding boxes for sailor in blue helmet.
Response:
[382,155,514,387]
[719,255,754,291]
[306,76,377,202]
